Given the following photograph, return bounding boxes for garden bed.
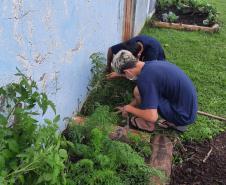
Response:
[153,0,219,32]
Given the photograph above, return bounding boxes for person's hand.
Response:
[106,72,120,80]
[116,106,128,118]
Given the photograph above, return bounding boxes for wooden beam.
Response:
[123,0,135,41]
[152,21,219,33]
[150,135,173,185]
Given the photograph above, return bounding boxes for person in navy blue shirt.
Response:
[112,50,197,132]
[106,35,165,79]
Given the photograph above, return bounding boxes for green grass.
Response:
[141,0,226,141]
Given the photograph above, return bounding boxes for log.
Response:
[152,21,219,33]
[150,135,173,185]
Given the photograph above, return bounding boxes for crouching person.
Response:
[112,50,198,132]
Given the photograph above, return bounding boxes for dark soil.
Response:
[170,132,226,185]
[155,6,212,26]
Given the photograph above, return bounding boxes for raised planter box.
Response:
[152,21,219,33]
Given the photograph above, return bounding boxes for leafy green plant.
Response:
[65,105,166,185]
[127,132,152,159]
[0,69,67,185]
[157,0,218,25]
[157,0,178,9]
[162,11,179,23]
[81,53,134,116]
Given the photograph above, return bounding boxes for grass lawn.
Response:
[141,0,226,141]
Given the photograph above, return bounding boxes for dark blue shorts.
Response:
[158,98,195,126]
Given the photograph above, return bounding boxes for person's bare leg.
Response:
[130,86,155,131]
[129,86,141,106]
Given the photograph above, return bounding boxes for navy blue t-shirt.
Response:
[137,61,197,125]
[111,35,165,61]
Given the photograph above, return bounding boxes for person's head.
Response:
[111,50,138,80]
[122,40,143,58]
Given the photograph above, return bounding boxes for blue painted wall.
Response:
[0,0,154,130]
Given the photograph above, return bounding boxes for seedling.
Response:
[162,11,179,23]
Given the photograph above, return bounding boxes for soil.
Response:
[170,132,226,185]
[155,6,212,26]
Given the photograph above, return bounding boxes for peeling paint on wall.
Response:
[16,53,30,71]
[12,0,24,46]
[0,0,151,131]
[63,40,84,64]
[39,71,60,95]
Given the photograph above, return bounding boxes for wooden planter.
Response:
[152,21,219,33]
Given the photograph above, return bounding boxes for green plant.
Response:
[66,106,166,185]
[203,7,217,26]
[0,69,67,185]
[127,132,152,159]
[162,11,179,23]
[81,53,134,116]
[157,0,178,9]
[157,0,218,25]
[173,153,183,164]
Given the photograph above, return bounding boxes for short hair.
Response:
[111,50,137,74]
[122,40,142,57]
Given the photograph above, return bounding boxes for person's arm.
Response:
[124,105,158,122]
[106,47,113,73]
[106,72,125,80]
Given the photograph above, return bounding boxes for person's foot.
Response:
[158,120,187,132]
[128,116,155,132]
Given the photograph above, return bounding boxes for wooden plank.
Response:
[152,21,219,33]
[150,135,173,185]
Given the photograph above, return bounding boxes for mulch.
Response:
[170,131,226,185]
